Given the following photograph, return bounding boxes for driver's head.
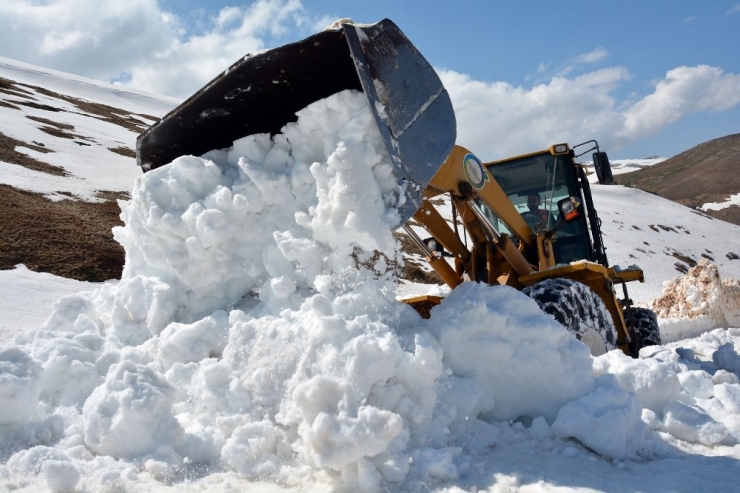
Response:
[527,193,541,212]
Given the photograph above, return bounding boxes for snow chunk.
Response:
[552,386,645,459]
[24,330,103,408]
[83,361,182,458]
[662,401,728,445]
[427,282,594,422]
[593,350,680,415]
[713,342,740,373]
[42,460,80,493]
[678,370,715,399]
[294,376,404,470]
[0,347,42,424]
[714,370,740,385]
[221,419,281,478]
[157,310,229,369]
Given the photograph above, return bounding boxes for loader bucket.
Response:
[136,19,456,225]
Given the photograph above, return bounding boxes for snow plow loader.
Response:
[136,19,660,357]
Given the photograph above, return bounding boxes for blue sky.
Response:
[1,0,739,159]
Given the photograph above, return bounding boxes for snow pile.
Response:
[652,259,740,342]
[2,90,740,491]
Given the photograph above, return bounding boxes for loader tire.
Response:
[629,307,662,348]
[523,278,618,356]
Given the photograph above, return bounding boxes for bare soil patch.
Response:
[0,100,21,110]
[0,77,35,98]
[26,115,74,130]
[0,185,126,282]
[109,146,136,158]
[11,99,64,112]
[0,131,67,176]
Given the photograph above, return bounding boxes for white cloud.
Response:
[538,47,609,80]
[439,65,740,160]
[577,47,608,64]
[123,0,307,97]
[621,65,740,138]
[726,4,740,15]
[0,0,310,98]
[0,0,178,84]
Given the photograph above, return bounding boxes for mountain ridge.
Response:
[616,133,740,226]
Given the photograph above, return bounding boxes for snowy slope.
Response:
[0,56,177,201]
[1,59,740,493]
[0,57,178,117]
[581,157,667,178]
[592,184,740,304]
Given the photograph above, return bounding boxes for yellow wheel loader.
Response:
[136,19,660,357]
[402,142,660,356]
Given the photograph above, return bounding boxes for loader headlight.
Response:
[558,196,581,222]
[553,144,568,154]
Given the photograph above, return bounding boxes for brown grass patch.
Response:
[12,99,63,112]
[27,84,152,132]
[0,77,34,97]
[26,115,74,130]
[0,100,21,110]
[109,146,136,158]
[0,131,67,176]
[38,126,75,139]
[2,76,156,134]
[135,113,160,122]
[0,184,126,281]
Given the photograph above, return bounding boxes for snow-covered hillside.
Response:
[1,59,740,493]
[0,56,177,200]
[582,157,667,178]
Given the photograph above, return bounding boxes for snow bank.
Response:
[652,260,740,342]
[3,89,740,491]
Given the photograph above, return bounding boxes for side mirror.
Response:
[593,152,614,185]
[423,237,450,257]
[558,197,582,223]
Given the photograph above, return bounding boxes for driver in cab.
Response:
[526,193,550,224]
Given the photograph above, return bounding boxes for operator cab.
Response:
[476,144,594,265]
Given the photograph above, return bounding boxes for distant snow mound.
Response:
[652,259,740,341]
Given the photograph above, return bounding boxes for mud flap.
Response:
[136,19,456,225]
